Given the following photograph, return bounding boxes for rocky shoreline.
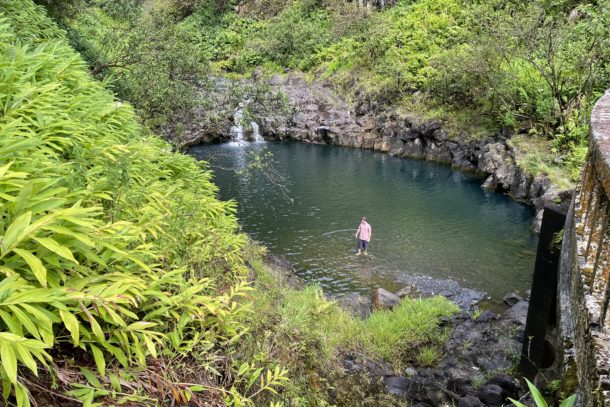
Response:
[345,284,531,406]
[265,254,536,407]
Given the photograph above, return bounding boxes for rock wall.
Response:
[556,89,610,407]
[261,73,572,230]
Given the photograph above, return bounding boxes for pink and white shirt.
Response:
[357,221,372,242]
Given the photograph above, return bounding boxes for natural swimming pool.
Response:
[189,142,537,301]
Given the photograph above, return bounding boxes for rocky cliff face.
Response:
[259,72,573,231]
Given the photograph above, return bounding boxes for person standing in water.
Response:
[355,217,372,256]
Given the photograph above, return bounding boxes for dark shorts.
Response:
[358,239,369,250]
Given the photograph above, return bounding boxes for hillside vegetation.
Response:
[0,2,459,405]
[43,0,610,182]
[190,0,609,180]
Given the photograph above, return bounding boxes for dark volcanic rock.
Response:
[475,384,504,406]
[485,375,521,400]
[446,377,476,397]
[459,396,485,407]
[476,310,498,323]
[503,300,529,326]
[384,376,409,398]
[503,293,524,307]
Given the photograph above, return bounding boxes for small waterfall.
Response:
[251,121,265,143]
[229,103,245,145]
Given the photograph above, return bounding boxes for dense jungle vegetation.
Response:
[0,1,460,405]
[40,0,610,183]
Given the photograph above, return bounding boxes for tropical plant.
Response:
[509,378,576,407]
[0,2,288,405]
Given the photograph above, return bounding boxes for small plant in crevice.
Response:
[509,378,576,407]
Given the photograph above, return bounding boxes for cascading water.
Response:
[251,121,265,143]
[228,103,245,145]
[229,100,264,144]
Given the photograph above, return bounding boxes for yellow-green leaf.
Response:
[13,249,46,287]
[0,342,17,384]
[33,237,78,264]
[90,345,105,376]
[59,310,79,346]
[3,212,32,251]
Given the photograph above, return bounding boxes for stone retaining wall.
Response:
[559,89,610,407]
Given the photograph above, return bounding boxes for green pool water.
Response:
[189,142,537,300]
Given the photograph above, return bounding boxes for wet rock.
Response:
[400,128,417,141]
[452,147,478,172]
[447,288,486,312]
[478,143,510,174]
[425,142,452,163]
[422,120,442,137]
[482,175,496,190]
[371,288,401,310]
[503,300,529,325]
[459,396,485,407]
[510,170,532,201]
[495,163,517,191]
[395,284,421,299]
[403,138,426,159]
[432,128,449,142]
[476,310,498,323]
[485,375,521,400]
[503,293,524,307]
[475,383,504,406]
[446,377,475,397]
[389,137,405,156]
[529,175,551,198]
[384,376,409,398]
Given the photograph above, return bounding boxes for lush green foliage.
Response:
[64,3,208,132]
[0,2,293,405]
[178,0,610,180]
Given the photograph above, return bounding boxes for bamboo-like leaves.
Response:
[0,4,267,406]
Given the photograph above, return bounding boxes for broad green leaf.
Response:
[59,309,80,345]
[0,341,17,384]
[560,394,576,407]
[14,343,37,375]
[80,367,102,388]
[90,345,105,376]
[525,378,548,407]
[3,212,31,251]
[14,382,30,407]
[13,249,47,287]
[33,237,78,264]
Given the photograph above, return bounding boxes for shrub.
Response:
[0,3,286,405]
